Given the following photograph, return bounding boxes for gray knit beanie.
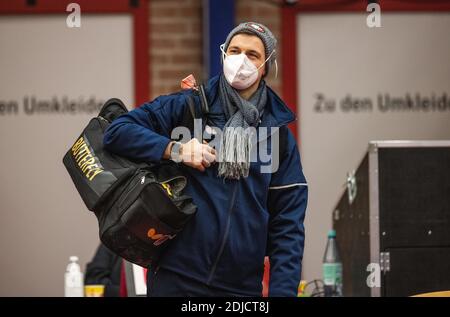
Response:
[223,22,277,76]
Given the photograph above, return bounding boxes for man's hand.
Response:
[164,139,216,172]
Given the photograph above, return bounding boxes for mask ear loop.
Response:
[257,49,276,71]
[220,44,226,63]
[274,59,278,79]
[257,50,277,78]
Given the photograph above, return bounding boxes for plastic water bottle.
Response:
[322,230,343,297]
[64,256,84,297]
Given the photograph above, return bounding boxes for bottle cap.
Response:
[328,230,336,238]
[69,256,79,262]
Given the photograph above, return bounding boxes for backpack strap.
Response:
[98,98,128,123]
[182,94,197,133]
[198,84,209,115]
[180,85,210,139]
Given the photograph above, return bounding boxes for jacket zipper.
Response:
[207,182,238,285]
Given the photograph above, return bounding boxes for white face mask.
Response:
[220,44,275,90]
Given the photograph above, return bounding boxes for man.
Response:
[103,22,308,297]
[85,243,122,297]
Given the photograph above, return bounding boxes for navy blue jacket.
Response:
[103,75,308,296]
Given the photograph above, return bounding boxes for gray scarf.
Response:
[217,73,268,179]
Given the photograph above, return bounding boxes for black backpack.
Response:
[63,97,199,267]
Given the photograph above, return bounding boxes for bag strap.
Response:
[198,84,209,115]
[98,98,128,123]
[181,84,209,137]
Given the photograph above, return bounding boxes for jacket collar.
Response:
[205,74,296,128]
